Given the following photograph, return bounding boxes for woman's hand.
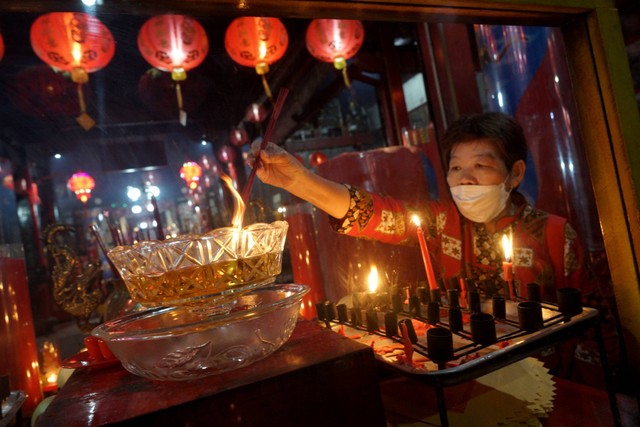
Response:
[248,141,307,192]
[248,140,351,218]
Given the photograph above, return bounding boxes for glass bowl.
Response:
[107,221,288,309]
[92,283,309,381]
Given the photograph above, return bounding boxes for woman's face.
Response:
[446,140,509,187]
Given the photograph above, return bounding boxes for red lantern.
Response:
[180,161,202,190]
[217,145,237,164]
[245,103,267,123]
[138,14,209,126]
[229,128,249,147]
[67,171,95,203]
[224,17,288,99]
[30,12,115,130]
[309,151,329,168]
[305,19,364,87]
[0,33,4,62]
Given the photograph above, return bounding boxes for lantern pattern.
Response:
[67,171,95,203]
[138,14,209,126]
[224,17,288,99]
[30,12,115,130]
[180,161,202,190]
[305,19,365,87]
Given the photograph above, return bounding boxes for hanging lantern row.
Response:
[23,12,364,129]
[138,14,209,126]
[180,161,203,190]
[30,12,115,131]
[67,171,95,203]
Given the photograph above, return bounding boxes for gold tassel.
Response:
[261,74,273,100]
[75,84,95,131]
[176,82,187,126]
[342,67,351,88]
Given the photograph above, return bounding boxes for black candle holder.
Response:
[384,312,398,338]
[492,295,506,319]
[447,289,459,308]
[336,303,349,323]
[470,312,497,345]
[526,283,542,302]
[517,301,543,333]
[557,287,582,319]
[427,301,440,325]
[448,307,463,333]
[427,326,453,369]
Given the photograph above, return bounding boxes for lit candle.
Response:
[502,234,515,300]
[412,215,438,290]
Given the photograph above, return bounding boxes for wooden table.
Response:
[36,321,386,427]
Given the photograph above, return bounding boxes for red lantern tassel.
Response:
[261,74,273,100]
[176,82,187,126]
[341,67,351,88]
[75,84,95,131]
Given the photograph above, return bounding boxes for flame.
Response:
[411,215,421,227]
[219,172,245,229]
[368,265,378,293]
[502,234,512,262]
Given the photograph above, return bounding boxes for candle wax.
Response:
[416,225,438,290]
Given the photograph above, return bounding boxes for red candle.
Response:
[412,215,438,291]
[502,234,515,300]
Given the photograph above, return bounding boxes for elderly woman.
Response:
[250,112,588,301]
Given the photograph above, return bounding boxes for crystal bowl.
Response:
[92,284,309,381]
[107,221,288,309]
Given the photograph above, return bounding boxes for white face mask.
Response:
[450,182,511,223]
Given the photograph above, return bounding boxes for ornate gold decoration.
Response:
[44,224,104,332]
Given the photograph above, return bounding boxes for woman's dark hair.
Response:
[442,112,528,171]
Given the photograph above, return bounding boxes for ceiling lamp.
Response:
[224,17,288,100]
[180,161,203,190]
[138,14,209,126]
[67,171,95,203]
[305,19,365,87]
[30,12,115,131]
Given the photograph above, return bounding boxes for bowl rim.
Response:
[107,220,289,256]
[92,283,308,341]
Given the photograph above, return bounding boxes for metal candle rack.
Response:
[315,289,570,365]
[314,286,621,427]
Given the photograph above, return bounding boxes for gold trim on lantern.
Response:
[171,67,187,81]
[71,67,89,84]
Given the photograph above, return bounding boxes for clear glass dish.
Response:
[92,283,309,381]
[107,221,288,309]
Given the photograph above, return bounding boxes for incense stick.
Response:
[241,87,290,204]
[90,223,120,277]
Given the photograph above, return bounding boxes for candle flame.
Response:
[411,215,421,227]
[368,265,379,293]
[502,234,512,262]
[47,373,58,384]
[220,172,245,229]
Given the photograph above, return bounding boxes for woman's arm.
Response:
[250,142,351,219]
